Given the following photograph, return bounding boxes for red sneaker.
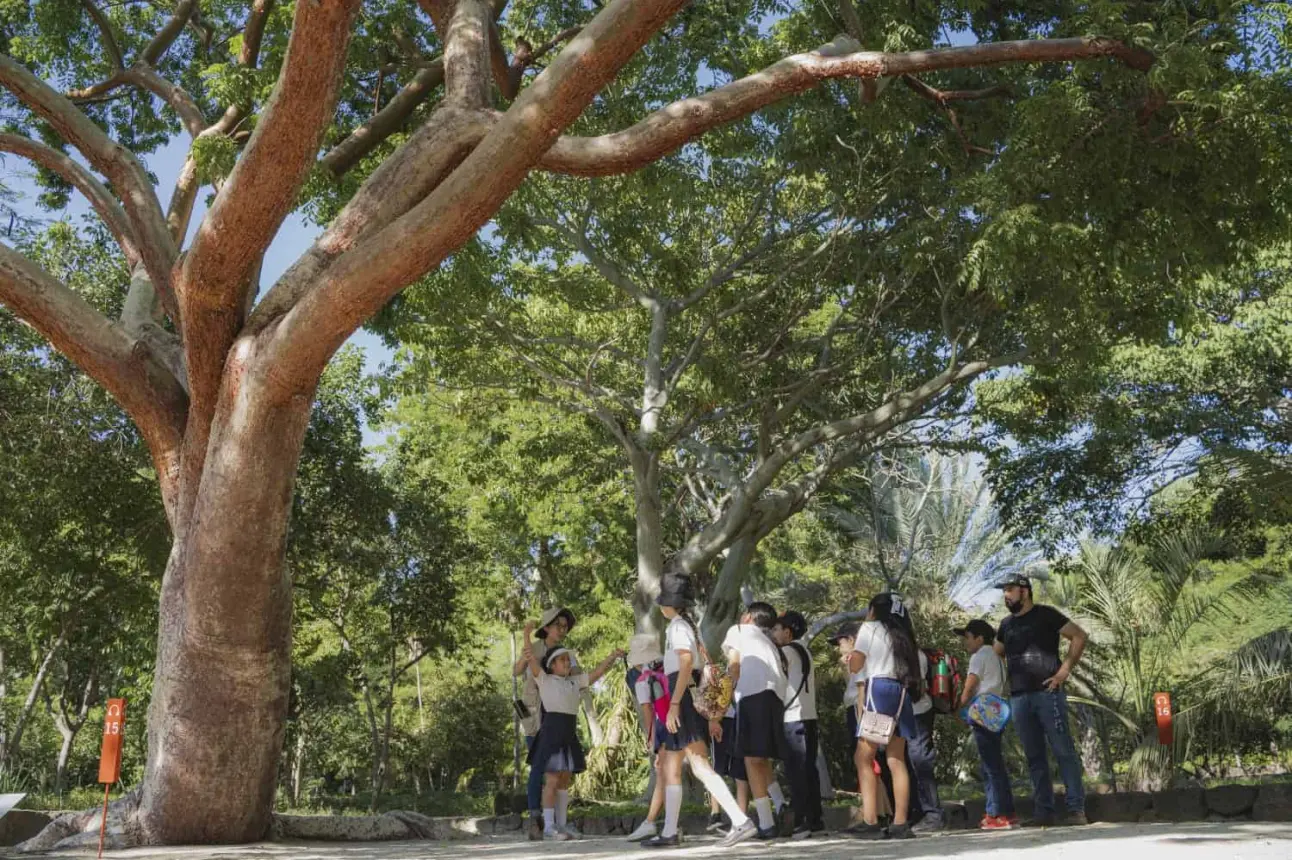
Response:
[981,816,1013,831]
[978,815,993,829]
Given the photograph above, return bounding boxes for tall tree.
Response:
[0,0,1282,845]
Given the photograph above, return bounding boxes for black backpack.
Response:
[782,641,812,711]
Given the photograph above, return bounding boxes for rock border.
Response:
[6,782,1291,847]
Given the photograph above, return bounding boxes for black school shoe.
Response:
[642,833,682,848]
[887,823,916,840]
[848,822,887,840]
[756,825,779,840]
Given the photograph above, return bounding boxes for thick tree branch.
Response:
[537,35,1153,177]
[174,0,361,519]
[0,133,140,268]
[141,0,199,67]
[164,0,276,245]
[261,0,695,388]
[0,246,188,523]
[321,0,509,175]
[0,55,178,321]
[442,0,494,107]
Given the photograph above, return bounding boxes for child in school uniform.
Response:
[773,610,824,839]
[722,601,789,839]
[626,634,668,842]
[522,624,624,841]
[831,621,894,827]
[645,573,756,848]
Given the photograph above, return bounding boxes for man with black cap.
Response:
[954,619,1015,830]
[513,606,576,840]
[994,576,1089,826]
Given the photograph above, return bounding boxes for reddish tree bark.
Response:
[0,0,1153,845]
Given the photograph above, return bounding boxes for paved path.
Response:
[9,821,1291,859]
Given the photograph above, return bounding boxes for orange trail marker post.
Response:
[1153,692,1173,746]
[97,699,126,859]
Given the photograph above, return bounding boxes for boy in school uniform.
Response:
[722,601,789,839]
[521,624,623,840]
[956,619,1017,830]
[772,611,825,839]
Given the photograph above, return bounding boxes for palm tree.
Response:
[823,450,1048,606]
[1058,529,1279,790]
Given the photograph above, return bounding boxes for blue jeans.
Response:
[972,724,1015,817]
[1010,689,1084,816]
[525,735,543,816]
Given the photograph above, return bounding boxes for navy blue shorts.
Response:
[858,678,918,744]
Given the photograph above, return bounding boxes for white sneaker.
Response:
[627,820,658,841]
[544,829,573,841]
[719,819,757,847]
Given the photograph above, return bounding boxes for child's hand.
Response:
[709,720,723,742]
[524,621,535,635]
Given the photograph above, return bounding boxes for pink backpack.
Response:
[640,666,671,723]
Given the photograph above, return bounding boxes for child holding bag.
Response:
[956,619,1017,830]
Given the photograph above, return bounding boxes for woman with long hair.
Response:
[850,592,921,840]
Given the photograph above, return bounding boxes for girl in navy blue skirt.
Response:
[522,624,623,841]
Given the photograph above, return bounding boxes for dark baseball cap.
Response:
[828,621,861,643]
[995,575,1032,590]
[953,619,996,642]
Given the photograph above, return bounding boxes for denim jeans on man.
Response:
[908,710,942,824]
[1010,688,1084,816]
[971,724,1015,818]
[782,720,824,831]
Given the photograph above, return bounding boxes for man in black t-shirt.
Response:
[994,576,1089,827]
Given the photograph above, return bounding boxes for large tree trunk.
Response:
[699,535,757,652]
[137,380,312,844]
[630,446,664,634]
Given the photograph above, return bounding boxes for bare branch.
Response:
[0,54,178,321]
[0,133,140,268]
[535,213,656,307]
[81,0,125,70]
[538,35,1153,177]
[121,65,206,138]
[141,0,199,67]
[0,246,187,523]
[320,60,447,176]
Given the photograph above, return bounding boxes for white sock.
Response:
[693,762,750,827]
[543,807,555,832]
[754,797,774,829]
[556,790,570,828]
[768,782,786,811]
[662,785,683,837]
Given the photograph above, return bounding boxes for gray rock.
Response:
[0,811,51,847]
[1088,792,1153,823]
[1253,783,1292,821]
[1206,784,1258,818]
[1154,788,1208,822]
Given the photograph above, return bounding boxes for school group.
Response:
[513,571,1090,846]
